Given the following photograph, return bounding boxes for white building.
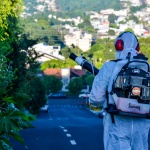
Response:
[64,32,92,52]
[128,0,142,6]
[119,20,145,36]
[64,35,78,47]
[32,43,65,62]
[35,5,45,12]
[78,38,92,52]
[113,9,128,16]
[146,0,150,6]
[100,9,114,15]
[115,16,126,23]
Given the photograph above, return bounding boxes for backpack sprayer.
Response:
[69,53,99,76]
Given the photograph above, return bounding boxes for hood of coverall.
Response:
[114,32,140,60]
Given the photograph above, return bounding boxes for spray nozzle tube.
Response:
[69,53,99,76]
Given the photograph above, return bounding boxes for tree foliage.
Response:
[130,5,146,13]
[40,59,64,70]
[0,0,23,28]
[85,75,94,88]
[25,77,47,114]
[110,23,118,29]
[108,14,118,23]
[43,76,63,94]
[0,102,35,150]
[40,58,77,70]
[0,0,41,149]
[127,15,139,23]
[20,16,64,46]
[68,77,83,94]
[108,29,115,35]
[125,28,134,33]
[59,0,122,12]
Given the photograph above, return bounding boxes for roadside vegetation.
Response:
[0,1,46,149]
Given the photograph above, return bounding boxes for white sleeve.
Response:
[89,61,115,106]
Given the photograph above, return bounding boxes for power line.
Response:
[38,52,65,61]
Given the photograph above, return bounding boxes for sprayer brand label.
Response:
[127,103,142,111]
[132,87,141,95]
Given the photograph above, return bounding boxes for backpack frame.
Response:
[106,54,150,123]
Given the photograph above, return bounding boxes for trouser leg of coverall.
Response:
[103,113,150,150]
[130,117,150,150]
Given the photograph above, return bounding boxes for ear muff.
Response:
[115,39,124,51]
[136,43,140,52]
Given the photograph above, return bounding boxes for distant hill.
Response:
[58,0,122,12]
[23,0,122,16]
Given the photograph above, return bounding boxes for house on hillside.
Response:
[44,68,62,79]
[63,26,92,52]
[31,43,65,62]
[118,20,147,36]
[43,68,89,92]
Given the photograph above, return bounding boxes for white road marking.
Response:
[70,140,77,145]
[66,134,71,137]
[63,129,68,132]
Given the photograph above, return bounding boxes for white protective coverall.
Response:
[89,31,150,150]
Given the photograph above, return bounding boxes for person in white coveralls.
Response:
[89,31,150,150]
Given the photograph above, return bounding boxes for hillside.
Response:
[23,0,122,16]
[58,0,122,12]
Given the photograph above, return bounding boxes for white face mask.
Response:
[115,32,139,60]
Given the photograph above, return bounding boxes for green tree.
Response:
[83,38,116,64]
[127,15,139,23]
[93,50,105,68]
[108,14,118,23]
[125,28,134,33]
[78,22,85,29]
[0,0,23,28]
[25,76,47,114]
[40,59,65,70]
[81,74,88,85]
[63,58,77,68]
[85,75,94,88]
[40,58,77,70]
[20,16,64,46]
[59,0,122,13]
[109,23,118,29]
[44,75,63,94]
[68,77,83,94]
[61,46,71,58]
[0,102,35,150]
[0,0,37,149]
[83,17,91,27]
[130,5,146,13]
[7,34,40,110]
[108,29,115,35]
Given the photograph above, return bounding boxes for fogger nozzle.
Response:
[69,53,99,76]
[69,53,77,61]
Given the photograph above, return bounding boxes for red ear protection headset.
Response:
[115,32,140,52]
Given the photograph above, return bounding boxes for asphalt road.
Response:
[11,97,150,150]
[11,97,104,150]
